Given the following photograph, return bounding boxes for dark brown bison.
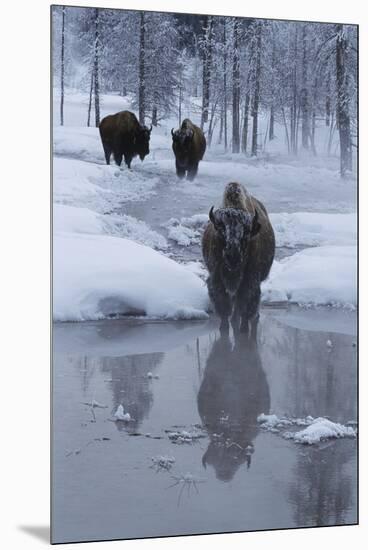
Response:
[171,119,206,180]
[99,111,152,168]
[197,331,270,480]
[202,182,275,335]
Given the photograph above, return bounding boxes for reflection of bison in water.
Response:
[202,182,275,335]
[197,331,270,481]
[99,110,152,168]
[171,119,206,180]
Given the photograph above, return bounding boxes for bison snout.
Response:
[223,248,242,271]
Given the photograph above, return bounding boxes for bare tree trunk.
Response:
[201,16,213,128]
[281,106,290,154]
[290,25,298,155]
[138,11,146,125]
[301,24,310,150]
[207,102,218,147]
[87,70,94,127]
[218,105,224,144]
[251,22,262,156]
[335,24,352,177]
[242,34,254,154]
[269,106,274,140]
[151,106,158,126]
[327,115,336,156]
[241,92,250,153]
[223,20,228,151]
[178,70,183,126]
[232,19,240,153]
[325,70,331,126]
[93,8,100,127]
[60,6,66,126]
[269,29,275,141]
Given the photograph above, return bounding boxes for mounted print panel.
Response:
[51,4,358,544]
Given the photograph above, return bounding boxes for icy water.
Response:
[52,307,357,543]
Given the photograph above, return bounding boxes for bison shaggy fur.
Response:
[202,182,275,336]
[171,119,206,180]
[99,110,152,168]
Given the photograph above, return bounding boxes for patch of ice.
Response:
[82,400,108,409]
[166,429,206,444]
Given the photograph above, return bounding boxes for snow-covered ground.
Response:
[53,89,357,321]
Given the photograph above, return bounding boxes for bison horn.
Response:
[149,125,153,133]
[171,128,175,137]
[209,206,216,225]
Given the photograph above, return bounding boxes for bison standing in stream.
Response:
[202,182,275,336]
[171,119,206,180]
[99,110,152,168]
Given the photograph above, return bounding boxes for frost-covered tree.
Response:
[51,7,357,175]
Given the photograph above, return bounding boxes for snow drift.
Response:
[53,232,209,321]
[262,245,357,308]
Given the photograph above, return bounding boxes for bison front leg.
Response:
[237,285,261,336]
[113,150,123,167]
[187,163,198,181]
[124,154,133,169]
[207,273,232,335]
[175,161,186,179]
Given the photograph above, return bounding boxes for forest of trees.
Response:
[52,7,358,177]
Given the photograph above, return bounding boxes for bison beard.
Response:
[99,110,152,169]
[202,182,275,336]
[171,118,206,180]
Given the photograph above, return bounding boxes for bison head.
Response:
[135,124,152,161]
[209,206,261,271]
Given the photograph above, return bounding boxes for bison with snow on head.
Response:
[99,110,152,168]
[171,119,206,180]
[202,182,275,336]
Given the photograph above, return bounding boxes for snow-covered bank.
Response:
[257,414,357,445]
[164,211,356,249]
[53,157,158,208]
[53,233,209,321]
[262,246,357,308]
[270,212,357,248]
[54,204,168,250]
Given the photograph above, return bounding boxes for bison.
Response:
[197,331,270,480]
[202,182,275,336]
[99,110,152,168]
[171,119,206,180]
